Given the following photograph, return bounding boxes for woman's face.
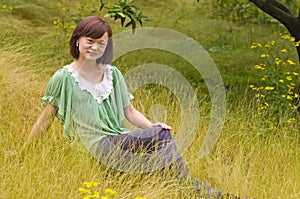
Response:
[77,32,109,61]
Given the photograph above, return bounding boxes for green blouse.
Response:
[41,64,133,153]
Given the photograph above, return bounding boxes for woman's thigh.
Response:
[103,126,173,152]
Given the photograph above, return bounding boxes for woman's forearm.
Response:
[23,104,57,148]
[124,104,153,129]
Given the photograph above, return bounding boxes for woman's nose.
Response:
[91,43,98,50]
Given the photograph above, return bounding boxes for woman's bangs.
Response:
[86,23,107,39]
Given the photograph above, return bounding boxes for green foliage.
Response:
[52,0,148,56]
[249,32,300,126]
[207,0,300,24]
[102,0,149,33]
[208,0,270,24]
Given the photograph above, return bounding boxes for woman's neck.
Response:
[70,59,105,83]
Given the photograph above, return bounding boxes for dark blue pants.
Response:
[97,126,222,197]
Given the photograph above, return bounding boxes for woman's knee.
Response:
[157,128,173,141]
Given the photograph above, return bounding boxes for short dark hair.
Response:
[69,16,113,64]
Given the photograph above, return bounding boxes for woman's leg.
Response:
[96,126,223,197]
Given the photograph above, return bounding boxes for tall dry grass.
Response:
[1,0,299,198]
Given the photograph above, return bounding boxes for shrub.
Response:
[249,32,300,126]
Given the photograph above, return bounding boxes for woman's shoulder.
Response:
[109,65,120,72]
[51,65,71,80]
[47,66,73,87]
[109,65,123,77]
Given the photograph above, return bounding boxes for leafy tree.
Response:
[204,0,300,62]
[249,0,300,62]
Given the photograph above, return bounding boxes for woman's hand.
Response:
[151,122,172,130]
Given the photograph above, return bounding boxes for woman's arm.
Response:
[23,104,57,148]
[124,103,172,130]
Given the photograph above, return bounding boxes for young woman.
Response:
[24,16,242,199]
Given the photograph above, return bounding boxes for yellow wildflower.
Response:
[254,64,265,70]
[287,95,293,100]
[258,104,267,111]
[265,102,269,107]
[101,197,110,199]
[2,4,7,9]
[250,42,262,49]
[264,43,271,48]
[271,40,275,45]
[279,79,284,83]
[293,72,299,76]
[280,49,287,53]
[255,94,265,98]
[83,181,98,188]
[281,34,291,40]
[289,104,297,110]
[83,182,91,188]
[79,187,89,195]
[289,37,295,42]
[288,118,295,123]
[265,86,275,91]
[92,182,98,188]
[260,54,269,58]
[287,60,296,65]
[90,191,100,198]
[104,188,117,196]
[286,76,292,81]
[275,57,283,65]
[269,123,276,130]
[295,93,299,98]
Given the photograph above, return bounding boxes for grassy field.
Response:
[1,0,299,198]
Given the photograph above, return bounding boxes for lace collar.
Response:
[64,64,113,104]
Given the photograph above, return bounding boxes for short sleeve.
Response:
[42,69,64,107]
[111,66,134,109]
[41,69,74,138]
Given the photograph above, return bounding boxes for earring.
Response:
[76,43,79,47]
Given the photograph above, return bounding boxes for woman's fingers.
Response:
[152,122,172,130]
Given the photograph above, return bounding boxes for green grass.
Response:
[1,0,300,198]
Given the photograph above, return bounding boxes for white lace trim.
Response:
[65,64,113,104]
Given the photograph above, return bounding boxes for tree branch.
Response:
[269,0,293,15]
[249,0,295,26]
